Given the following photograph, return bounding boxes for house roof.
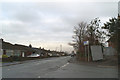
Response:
[14,44,35,51]
[2,39,34,52]
[1,39,61,54]
[2,41,14,50]
[32,48,42,52]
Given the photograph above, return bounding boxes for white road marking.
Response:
[37,63,40,65]
[8,69,10,70]
[61,63,69,68]
[38,76,41,78]
[64,57,67,58]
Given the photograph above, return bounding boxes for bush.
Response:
[2,57,13,62]
[11,56,21,61]
[2,54,8,58]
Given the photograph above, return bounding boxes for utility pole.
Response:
[84,41,89,62]
[60,45,62,52]
[88,45,89,62]
[85,45,87,61]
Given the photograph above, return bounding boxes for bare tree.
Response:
[69,18,106,61]
[69,22,88,53]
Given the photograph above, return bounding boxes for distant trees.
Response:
[69,22,88,52]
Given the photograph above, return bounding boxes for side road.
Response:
[1,62,22,67]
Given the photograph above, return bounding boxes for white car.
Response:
[27,53,40,58]
[48,53,52,57]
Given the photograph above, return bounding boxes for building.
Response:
[14,44,35,57]
[1,39,65,59]
[2,39,14,57]
[0,39,3,58]
[1,39,35,57]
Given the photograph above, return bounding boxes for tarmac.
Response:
[1,56,118,68]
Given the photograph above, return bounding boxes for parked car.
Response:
[48,53,53,57]
[71,53,75,57]
[27,53,40,58]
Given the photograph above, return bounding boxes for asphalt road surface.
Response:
[2,56,118,78]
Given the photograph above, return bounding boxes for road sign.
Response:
[91,45,103,61]
[83,41,89,45]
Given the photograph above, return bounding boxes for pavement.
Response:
[1,56,118,78]
[1,62,22,67]
[1,57,60,67]
[68,56,118,68]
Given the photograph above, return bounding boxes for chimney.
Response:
[0,38,3,42]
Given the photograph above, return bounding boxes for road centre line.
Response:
[61,62,69,68]
[38,76,41,78]
[7,69,10,70]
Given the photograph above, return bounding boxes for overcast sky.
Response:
[0,0,119,52]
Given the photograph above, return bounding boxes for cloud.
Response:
[0,2,118,52]
[0,0,119,3]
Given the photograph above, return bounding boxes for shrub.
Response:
[2,54,8,58]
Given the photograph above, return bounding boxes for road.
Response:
[2,56,118,78]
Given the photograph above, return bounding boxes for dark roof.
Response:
[14,44,35,51]
[1,39,54,53]
[32,48,42,51]
[2,41,14,50]
[2,40,34,51]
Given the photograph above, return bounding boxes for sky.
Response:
[0,0,119,53]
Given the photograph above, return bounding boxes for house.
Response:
[29,48,43,58]
[1,39,65,59]
[2,39,14,57]
[0,39,2,58]
[51,51,60,57]
[14,44,35,57]
[1,39,36,57]
[40,49,49,58]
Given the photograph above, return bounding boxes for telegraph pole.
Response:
[87,41,90,62]
[60,45,62,52]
